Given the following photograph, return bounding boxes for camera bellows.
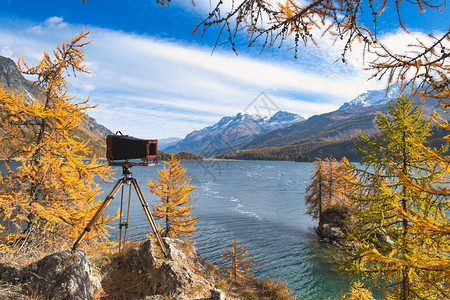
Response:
[106,134,157,166]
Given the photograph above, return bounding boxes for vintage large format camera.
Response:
[106,132,157,166]
[73,132,166,255]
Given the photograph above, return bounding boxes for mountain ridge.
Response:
[165,111,304,156]
[158,137,183,150]
[217,88,441,161]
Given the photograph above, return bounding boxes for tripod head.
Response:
[121,165,133,182]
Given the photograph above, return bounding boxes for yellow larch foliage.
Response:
[345,97,449,299]
[0,30,114,256]
[341,281,375,300]
[147,154,198,238]
[305,157,353,224]
[220,240,257,280]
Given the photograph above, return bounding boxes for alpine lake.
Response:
[101,160,352,299]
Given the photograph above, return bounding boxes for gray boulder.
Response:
[163,238,209,275]
[129,239,158,275]
[164,238,188,262]
[154,261,193,294]
[0,262,22,284]
[0,249,99,300]
[210,288,226,300]
[25,249,99,300]
[130,238,225,299]
[320,223,345,241]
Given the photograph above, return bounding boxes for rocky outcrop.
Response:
[128,238,224,299]
[0,250,100,300]
[316,223,346,245]
[316,206,354,246]
[0,238,226,300]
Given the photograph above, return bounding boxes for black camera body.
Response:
[106,132,157,166]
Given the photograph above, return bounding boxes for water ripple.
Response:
[100,161,350,299]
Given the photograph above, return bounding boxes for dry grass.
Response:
[0,281,51,300]
[217,275,297,300]
[96,253,149,300]
[259,278,296,300]
[1,237,297,300]
[179,239,195,254]
[0,235,72,266]
[0,281,26,300]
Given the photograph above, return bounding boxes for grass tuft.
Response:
[260,278,296,300]
[179,239,195,254]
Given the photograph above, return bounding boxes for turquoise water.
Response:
[101,160,351,299]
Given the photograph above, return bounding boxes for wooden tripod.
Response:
[72,166,166,256]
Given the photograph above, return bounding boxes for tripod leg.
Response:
[118,183,126,256]
[131,178,167,256]
[72,178,125,250]
[119,183,133,256]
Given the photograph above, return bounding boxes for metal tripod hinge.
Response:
[72,166,167,256]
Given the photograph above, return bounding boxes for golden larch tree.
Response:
[322,157,344,207]
[0,30,114,255]
[304,158,326,223]
[345,96,449,299]
[305,157,351,226]
[220,240,257,280]
[148,154,198,238]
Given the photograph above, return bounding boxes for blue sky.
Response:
[0,0,448,139]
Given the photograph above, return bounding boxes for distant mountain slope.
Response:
[245,87,439,151]
[217,124,447,162]
[158,137,182,150]
[217,137,362,161]
[165,111,304,156]
[158,151,203,161]
[0,55,112,158]
[0,56,43,105]
[245,105,385,150]
[218,88,441,161]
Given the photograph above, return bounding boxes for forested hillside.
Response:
[158,151,203,161]
[217,95,442,161]
[217,125,447,161]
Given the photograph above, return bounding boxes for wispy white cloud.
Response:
[45,16,68,29]
[0,16,386,139]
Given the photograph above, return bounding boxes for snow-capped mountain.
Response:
[165,111,304,157]
[339,86,401,110]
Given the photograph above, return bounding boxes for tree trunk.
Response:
[401,132,409,300]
